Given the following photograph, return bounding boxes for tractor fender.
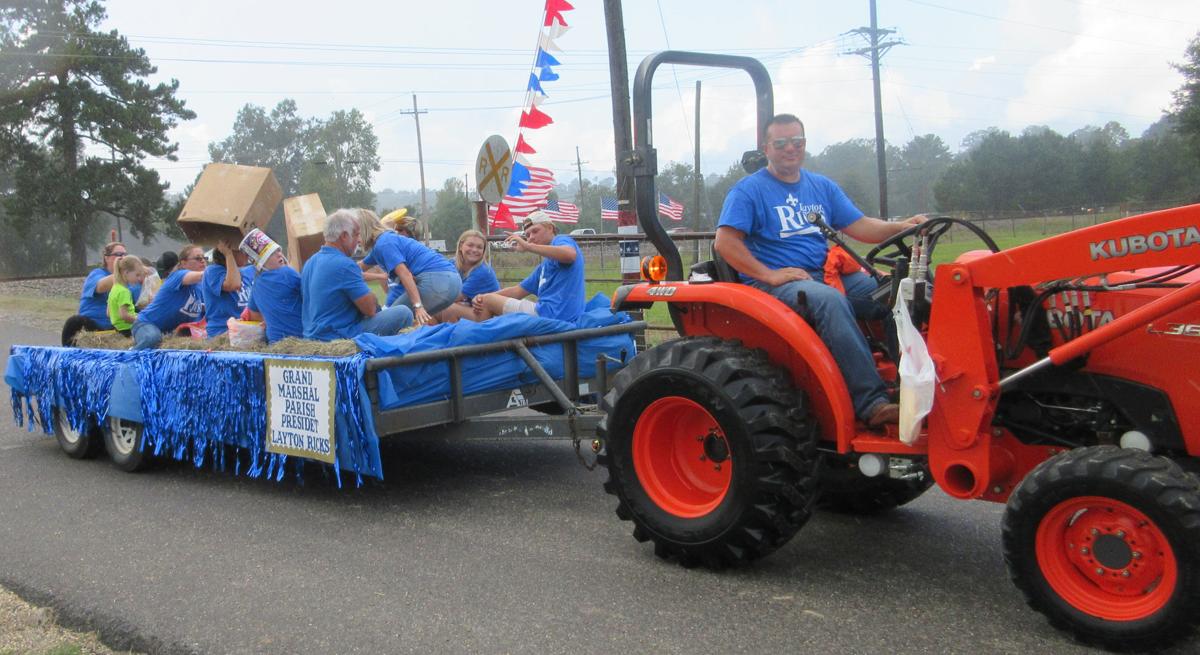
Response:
[614,281,857,449]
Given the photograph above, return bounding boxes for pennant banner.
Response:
[489,0,575,230]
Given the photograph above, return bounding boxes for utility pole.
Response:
[603,0,638,284]
[398,94,430,218]
[847,0,903,218]
[696,80,700,230]
[574,145,588,226]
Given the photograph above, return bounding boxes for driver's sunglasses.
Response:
[107,250,127,257]
[770,136,806,150]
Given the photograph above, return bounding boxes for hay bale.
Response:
[69,328,369,358]
[71,330,132,350]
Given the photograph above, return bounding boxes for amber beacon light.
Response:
[640,255,668,283]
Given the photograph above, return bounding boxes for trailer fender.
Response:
[107,362,143,423]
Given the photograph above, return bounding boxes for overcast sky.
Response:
[101,0,1200,199]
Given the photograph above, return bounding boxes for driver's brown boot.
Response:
[867,402,900,428]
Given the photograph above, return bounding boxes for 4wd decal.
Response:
[646,286,677,297]
[1089,225,1200,260]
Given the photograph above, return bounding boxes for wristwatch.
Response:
[413,302,423,309]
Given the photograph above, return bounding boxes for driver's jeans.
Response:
[751,270,890,420]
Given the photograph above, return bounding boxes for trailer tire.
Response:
[52,407,102,459]
[598,337,819,568]
[817,455,932,514]
[104,416,150,472]
[1003,446,1200,651]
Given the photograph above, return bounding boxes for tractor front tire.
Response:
[52,407,103,459]
[598,337,819,568]
[817,455,932,514]
[1003,446,1200,651]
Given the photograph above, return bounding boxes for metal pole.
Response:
[692,79,702,264]
[399,94,430,218]
[869,0,888,219]
[603,0,639,285]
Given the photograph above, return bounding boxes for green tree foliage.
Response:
[0,0,194,271]
[1171,31,1200,163]
[806,139,885,216]
[297,109,380,211]
[891,134,953,216]
[428,177,471,243]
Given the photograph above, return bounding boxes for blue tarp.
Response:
[7,301,635,484]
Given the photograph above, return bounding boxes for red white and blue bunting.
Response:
[488,0,574,230]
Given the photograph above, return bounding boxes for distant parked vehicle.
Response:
[570,228,596,236]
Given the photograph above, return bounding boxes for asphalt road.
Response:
[1,319,1194,655]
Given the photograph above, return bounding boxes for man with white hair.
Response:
[472,210,585,322]
[300,209,413,341]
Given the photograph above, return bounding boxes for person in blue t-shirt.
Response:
[200,239,255,338]
[715,113,927,428]
[130,244,208,350]
[247,248,303,344]
[473,210,585,322]
[61,241,143,345]
[357,209,461,327]
[301,209,414,341]
[438,229,500,323]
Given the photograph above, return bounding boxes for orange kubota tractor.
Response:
[598,51,1200,651]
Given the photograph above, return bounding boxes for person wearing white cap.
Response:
[472,210,585,322]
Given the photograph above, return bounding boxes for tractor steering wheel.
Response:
[864,219,954,274]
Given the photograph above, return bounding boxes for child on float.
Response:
[107,256,148,337]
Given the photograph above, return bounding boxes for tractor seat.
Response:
[689,244,741,283]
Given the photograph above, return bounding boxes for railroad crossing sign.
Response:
[475,135,512,205]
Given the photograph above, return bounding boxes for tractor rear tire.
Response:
[817,455,933,514]
[52,407,103,459]
[104,416,151,472]
[598,337,819,569]
[1003,446,1200,651]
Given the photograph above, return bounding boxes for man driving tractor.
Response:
[714,113,927,427]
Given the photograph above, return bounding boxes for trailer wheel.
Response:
[104,416,150,472]
[52,407,102,459]
[817,455,932,514]
[598,337,819,568]
[1003,446,1200,651]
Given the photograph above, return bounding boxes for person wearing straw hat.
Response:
[472,210,585,322]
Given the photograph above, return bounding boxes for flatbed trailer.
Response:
[6,317,642,481]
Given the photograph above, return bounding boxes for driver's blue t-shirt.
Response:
[718,168,863,282]
[78,267,141,329]
[519,235,585,321]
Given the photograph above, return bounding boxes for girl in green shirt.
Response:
[108,256,148,336]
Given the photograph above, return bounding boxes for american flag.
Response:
[502,166,556,218]
[600,196,619,222]
[543,198,579,223]
[658,193,684,221]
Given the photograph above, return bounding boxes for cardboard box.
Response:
[176,163,283,247]
[283,194,327,272]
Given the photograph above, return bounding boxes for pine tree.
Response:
[0,0,194,271]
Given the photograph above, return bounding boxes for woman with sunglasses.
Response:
[129,244,208,350]
[61,241,142,345]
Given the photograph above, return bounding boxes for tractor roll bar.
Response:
[626,51,774,282]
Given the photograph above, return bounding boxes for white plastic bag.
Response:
[893,278,936,445]
[227,318,265,349]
